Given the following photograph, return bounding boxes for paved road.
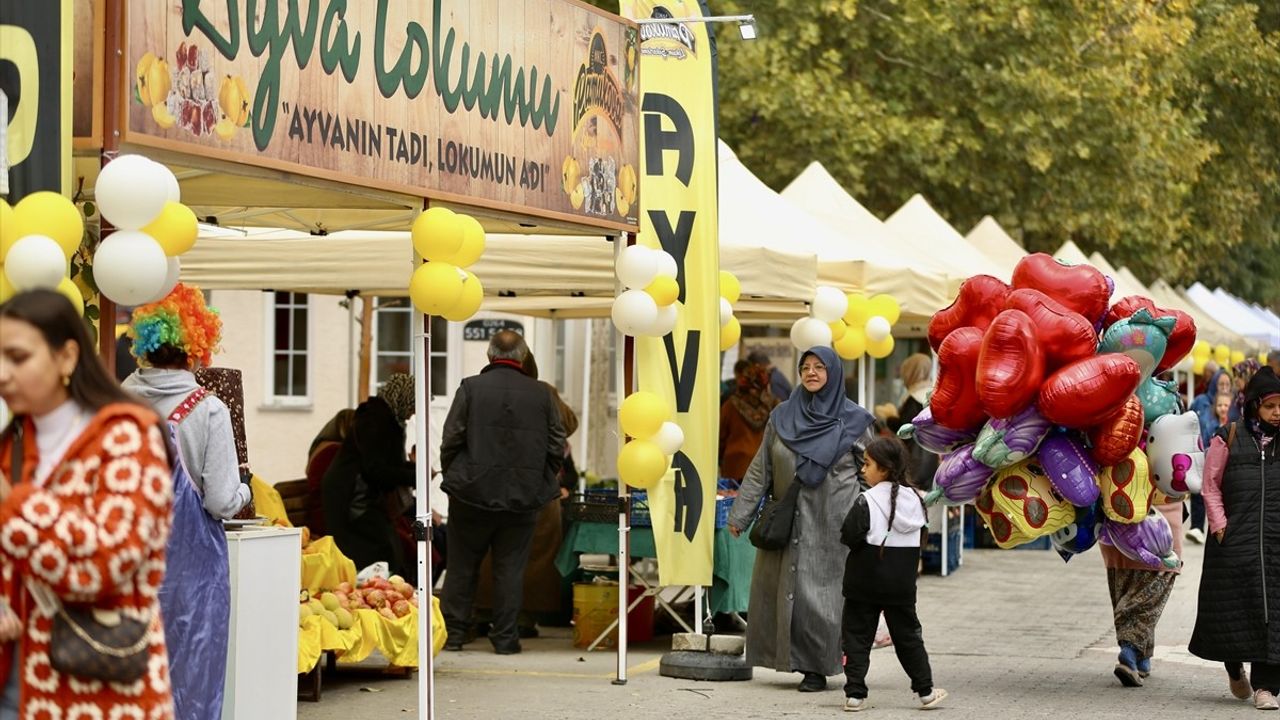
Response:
[300,541,1252,719]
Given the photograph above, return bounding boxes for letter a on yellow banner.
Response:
[620,0,719,587]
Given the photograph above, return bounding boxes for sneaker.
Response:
[1230,670,1253,700]
[873,632,894,650]
[443,640,464,652]
[1114,644,1143,687]
[1256,690,1280,710]
[843,697,867,712]
[798,672,828,692]
[919,688,948,710]
[1137,656,1151,678]
[1185,528,1206,544]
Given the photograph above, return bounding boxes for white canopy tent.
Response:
[1143,279,1252,349]
[1186,283,1275,347]
[780,162,949,321]
[1088,252,1148,302]
[883,195,1008,286]
[1211,289,1280,348]
[965,216,1026,279]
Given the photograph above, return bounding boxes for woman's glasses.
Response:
[799,363,827,375]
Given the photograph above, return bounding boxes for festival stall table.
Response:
[555,520,755,648]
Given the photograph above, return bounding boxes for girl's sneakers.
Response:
[1256,690,1280,711]
[920,688,949,710]
[843,697,867,712]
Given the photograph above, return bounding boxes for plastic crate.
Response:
[921,527,962,575]
[629,491,652,527]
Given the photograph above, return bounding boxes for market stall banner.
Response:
[123,0,641,231]
[622,0,719,587]
[0,0,73,199]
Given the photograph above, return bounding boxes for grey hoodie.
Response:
[123,368,250,519]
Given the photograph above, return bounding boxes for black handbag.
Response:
[749,480,802,551]
[11,422,150,684]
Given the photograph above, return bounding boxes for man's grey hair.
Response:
[488,330,529,362]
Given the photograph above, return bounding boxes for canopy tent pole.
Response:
[413,202,436,720]
[869,357,877,408]
[346,290,358,408]
[857,357,867,407]
[615,232,633,685]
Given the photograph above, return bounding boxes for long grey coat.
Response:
[727,421,869,676]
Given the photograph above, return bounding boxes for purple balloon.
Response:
[926,444,994,506]
[972,405,1053,469]
[1099,511,1178,569]
[1038,434,1102,507]
[898,406,979,455]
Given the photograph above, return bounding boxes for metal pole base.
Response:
[658,651,753,681]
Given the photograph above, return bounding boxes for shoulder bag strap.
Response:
[169,388,210,425]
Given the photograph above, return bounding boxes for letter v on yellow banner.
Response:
[620,0,719,587]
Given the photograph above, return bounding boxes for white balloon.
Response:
[616,245,659,290]
[154,160,181,203]
[645,303,678,337]
[865,316,892,343]
[654,250,678,280]
[4,235,67,290]
[611,289,659,336]
[1174,353,1194,373]
[720,297,733,327]
[811,285,849,322]
[653,421,685,456]
[145,256,182,303]
[94,231,168,306]
[790,317,833,351]
[96,155,170,230]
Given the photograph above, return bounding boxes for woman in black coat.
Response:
[1190,367,1280,710]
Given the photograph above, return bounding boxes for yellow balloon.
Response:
[834,327,866,360]
[829,320,848,342]
[1191,340,1211,359]
[0,200,16,260]
[56,277,85,316]
[13,192,83,260]
[867,334,895,359]
[1261,352,1269,366]
[719,315,741,351]
[645,275,679,307]
[867,294,901,325]
[843,294,870,326]
[411,207,463,261]
[441,271,484,322]
[619,391,668,440]
[1213,344,1230,366]
[141,201,198,256]
[442,214,486,268]
[409,261,465,315]
[1192,357,1207,375]
[1230,350,1245,366]
[0,267,14,303]
[618,440,668,490]
[719,270,741,304]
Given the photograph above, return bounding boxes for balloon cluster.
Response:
[408,207,486,321]
[1,192,87,311]
[901,253,1201,569]
[92,155,196,306]
[790,286,901,359]
[719,271,741,351]
[611,245,680,337]
[616,391,683,490]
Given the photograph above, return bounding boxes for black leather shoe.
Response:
[798,672,827,692]
[443,641,464,652]
[493,642,523,655]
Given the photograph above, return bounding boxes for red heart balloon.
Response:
[1012,253,1110,324]
[928,275,1011,351]
[1088,394,1145,466]
[930,326,988,431]
[1004,288,1098,369]
[1103,295,1197,374]
[1038,354,1142,429]
[976,309,1046,419]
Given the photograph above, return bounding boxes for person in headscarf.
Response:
[720,363,779,481]
[1191,366,1280,709]
[305,408,356,535]
[891,353,938,491]
[1230,359,1262,422]
[321,373,418,580]
[1187,367,1234,543]
[726,346,876,692]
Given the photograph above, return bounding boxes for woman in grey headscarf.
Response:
[322,373,418,579]
[727,346,875,692]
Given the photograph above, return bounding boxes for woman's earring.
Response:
[63,374,72,387]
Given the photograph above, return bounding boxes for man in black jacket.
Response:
[439,330,566,653]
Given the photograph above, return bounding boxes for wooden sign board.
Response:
[122,0,641,231]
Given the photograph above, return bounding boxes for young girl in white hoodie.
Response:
[839,436,947,712]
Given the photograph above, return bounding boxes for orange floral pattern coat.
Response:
[0,404,175,720]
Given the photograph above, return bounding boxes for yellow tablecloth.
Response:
[297,597,446,673]
[251,476,289,525]
[299,537,358,595]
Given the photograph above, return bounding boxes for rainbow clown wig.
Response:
[130,283,222,369]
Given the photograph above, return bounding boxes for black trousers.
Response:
[441,502,538,649]
[842,599,933,699]
[1228,661,1280,694]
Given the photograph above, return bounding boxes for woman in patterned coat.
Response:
[727,346,874,692]
[0,289,175,720]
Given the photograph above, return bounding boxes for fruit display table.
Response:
[554,521,755,615]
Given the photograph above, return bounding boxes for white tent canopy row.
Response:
[1186,283,1279,349]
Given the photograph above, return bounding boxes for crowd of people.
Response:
[0,281,1276,716]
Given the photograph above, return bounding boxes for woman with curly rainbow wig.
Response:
[122,283,248,720]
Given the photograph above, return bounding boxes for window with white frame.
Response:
[267,291,310,403]
[372,297,449,397]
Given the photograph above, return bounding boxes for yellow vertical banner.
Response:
[620,0,719,587]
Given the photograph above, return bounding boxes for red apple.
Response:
[392,600,412,618]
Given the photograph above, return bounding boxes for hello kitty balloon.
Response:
[1146,411,1205,499]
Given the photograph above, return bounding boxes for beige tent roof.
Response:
[1053,240,1093,266]
[884,195,1008,285]
[1088,252,1147,301]
[965,217,1026,280]
[780,163,949,320]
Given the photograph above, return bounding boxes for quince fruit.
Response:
[218,75,251,127]
[615,188,630,216]
[569,183,585,210]
[214,118,237,141]
[617,164,637,204]
[152,102,176,129]
[561,155,581,196]
[136,52,157,106]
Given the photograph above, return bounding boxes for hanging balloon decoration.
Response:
[719,271,741,351]
[611,244,680,338]
[407,207,489,321]
[617,391,678,490]
[817,290,901,359]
